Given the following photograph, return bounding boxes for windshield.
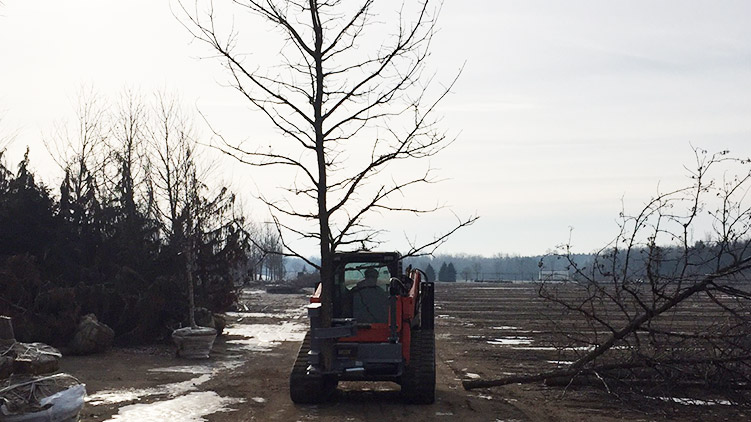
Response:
[333,261,392,322]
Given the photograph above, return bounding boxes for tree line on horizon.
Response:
[407,253,590,282]
[406,244,749,283]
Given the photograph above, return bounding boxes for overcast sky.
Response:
[1,1,749,257]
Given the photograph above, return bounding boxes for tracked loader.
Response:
[289,252,435,404]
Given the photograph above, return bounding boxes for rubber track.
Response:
[289,332,335,404]
[401,328,436,404]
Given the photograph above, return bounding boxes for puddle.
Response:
[105,391,244,421]
[225,321,306,352]
[487,337,532,346]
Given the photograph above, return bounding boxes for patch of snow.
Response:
[147,365,213,375]
[465,373,481,379]
[655,396,733,406]
[487,337,533,346]
[147,360,243,375]
[547,360,575,365]
[468,287,518,290]
[436,411,454,416]
[226,309,306,319]
[224,321,306,352]
[92,302,306,420]
[105,391,244,422]
[511,345,595,351]
[477,394,493,400]
[87,374,212,405]
[491,326,519,330]
[243,290,267,295]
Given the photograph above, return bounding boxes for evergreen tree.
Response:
[424,263,436,282]
[0,96,258,346]
[447,262,457,282]
[0,150,57,258]
[438,262,448,282]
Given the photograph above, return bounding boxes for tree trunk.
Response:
[0,316,14,342]
[187,246,197,328]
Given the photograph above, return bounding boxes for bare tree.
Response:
[45,89,110,229]
[260,222,285,280]
[100,89,151,220]
[178,0,476,369]
[464,148,751,403]
[144,90,250,321]
[146,91,199,240]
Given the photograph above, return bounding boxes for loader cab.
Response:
[332,252,401,323]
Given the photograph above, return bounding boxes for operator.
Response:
[341,267,379,317]
[354,267,380,290]
[349,267,388,323]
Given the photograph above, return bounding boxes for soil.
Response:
[57,283,748,422]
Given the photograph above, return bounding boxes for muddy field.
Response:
[59,283,748,421]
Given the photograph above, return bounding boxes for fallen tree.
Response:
[464,148,751,403]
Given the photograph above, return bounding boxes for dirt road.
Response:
[60,283,746,422]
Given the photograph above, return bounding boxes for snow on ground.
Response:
[487,337,533,346]
[654,397,733,406]
[88,292,307,420]
[105,392,244,422]
[224,321,307,352]
[87,374,213,406]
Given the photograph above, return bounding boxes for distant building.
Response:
[538,270,570,282]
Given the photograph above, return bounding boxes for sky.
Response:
[1,1,749,257]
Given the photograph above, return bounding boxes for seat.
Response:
[351,286,389,323]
